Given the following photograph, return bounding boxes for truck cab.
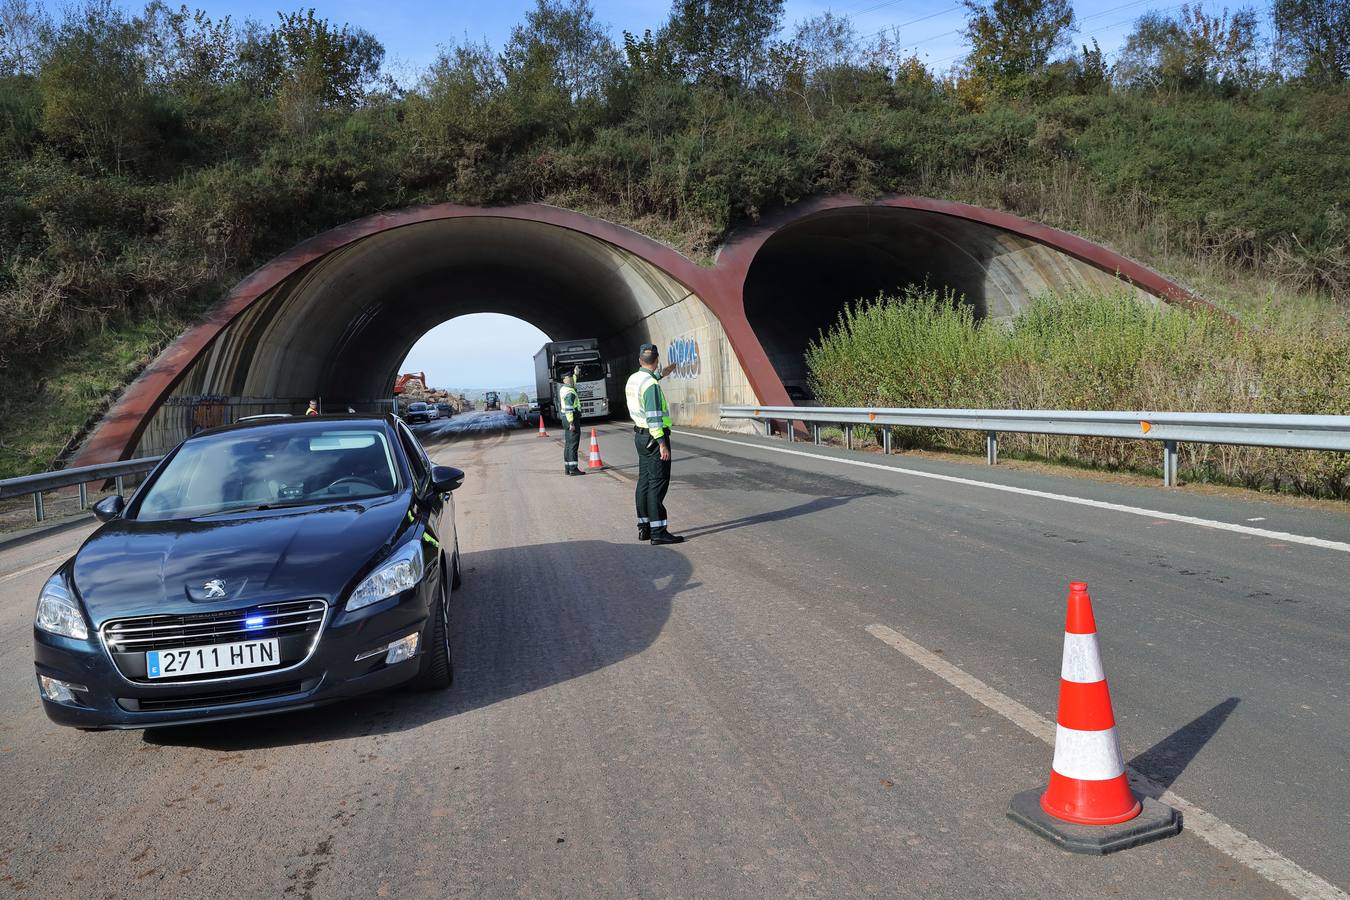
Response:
[534,340,611,424]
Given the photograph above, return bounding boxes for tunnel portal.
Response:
[74,199,1200,464]
[742,206,1166,397]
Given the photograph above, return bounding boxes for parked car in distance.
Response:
[427,404,440,420]
[33,415,464,730]
[403,401,431,425]
[436,402,453,419]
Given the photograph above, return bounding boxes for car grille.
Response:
[101,600,327,683]
[103,599,327,652]
[120,680,306,712]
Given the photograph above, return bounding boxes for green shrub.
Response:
[807,287,1350,496]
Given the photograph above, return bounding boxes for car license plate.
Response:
[146,639,280,679]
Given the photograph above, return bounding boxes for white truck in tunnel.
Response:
[533,339,611,425]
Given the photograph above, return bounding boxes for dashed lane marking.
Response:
[680,432,1350,553]
[865,623,1347,900]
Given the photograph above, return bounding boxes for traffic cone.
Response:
[1007,582,1179,854]
[587,428,605,469]
[537,415,548,437]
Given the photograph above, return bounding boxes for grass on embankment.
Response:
[0,313,190,478]
[806,287,1350,499]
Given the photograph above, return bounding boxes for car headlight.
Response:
[347,541,425,611]
[35,574,88,640]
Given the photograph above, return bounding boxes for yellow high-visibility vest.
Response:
[625,369,671,439]
[560,384,579,423]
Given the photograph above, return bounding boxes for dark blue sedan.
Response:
[33,415,463,729]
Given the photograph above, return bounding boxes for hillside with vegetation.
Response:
[0,0,1346,480]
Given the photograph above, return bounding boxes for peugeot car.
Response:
[33,415,464,730]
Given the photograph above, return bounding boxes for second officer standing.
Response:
[561,367,583,475]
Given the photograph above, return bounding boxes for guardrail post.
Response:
[845,425,853,450]
[787,421,795,443]
[813,424,821,446]
[1163,440,1178,487]
[78,482,88,509]
[33,491,44,522]
[986,431,998,466]
[883,427,891,454]
[115,475,125,496]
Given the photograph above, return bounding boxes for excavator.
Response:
[393,372,427,395]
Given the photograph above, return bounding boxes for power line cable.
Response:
[864,4,965,40]
[847,0,912,17]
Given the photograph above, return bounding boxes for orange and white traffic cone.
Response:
[1008,582,1179,854]
[587,428,605,469]
[537,414,548,437]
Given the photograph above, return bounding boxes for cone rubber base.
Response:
[1008,789,1179,855]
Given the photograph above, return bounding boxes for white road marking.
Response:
[682,432,1350,553]
[866,623,1348,900]
[0,553,68,584]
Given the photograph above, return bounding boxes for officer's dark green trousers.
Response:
[633,431,671,528]
[564,420,580,471]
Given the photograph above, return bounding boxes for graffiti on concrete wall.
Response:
[666,336,701,379]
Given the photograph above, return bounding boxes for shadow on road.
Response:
[144,539,693,750]
[676,445,902,500]
[1129,697,1240,794]
[681,495,872,539]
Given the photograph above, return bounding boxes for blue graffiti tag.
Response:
[665,337,701,379]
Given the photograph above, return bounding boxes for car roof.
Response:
[188,413,397,442]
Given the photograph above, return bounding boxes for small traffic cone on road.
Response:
[1007,581,1179,854]
[588,428,605,469]
[537,415,548,437]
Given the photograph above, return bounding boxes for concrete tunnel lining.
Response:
[73,197,1206,465]
[742,205,1172,395]
[209,217,698,404]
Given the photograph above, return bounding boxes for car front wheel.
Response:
[411,563,453,691]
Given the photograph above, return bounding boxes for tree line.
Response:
[0,0,1344,175]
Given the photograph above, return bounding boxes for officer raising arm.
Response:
[625,343,684,545]
[561,367,583,476]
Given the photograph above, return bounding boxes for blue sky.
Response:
[132,0,1240,389]
[179,0,1199,82]
[400,314,549,391]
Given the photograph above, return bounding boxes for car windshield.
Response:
[408,403,427,411]
[134,424,401,521]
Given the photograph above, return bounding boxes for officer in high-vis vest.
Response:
[560,369,582,476]
[625,343,684,544]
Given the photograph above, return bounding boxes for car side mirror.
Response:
[430,465,465,494]
[93,494,125,522]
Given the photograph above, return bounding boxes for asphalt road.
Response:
[0,417,1345,897]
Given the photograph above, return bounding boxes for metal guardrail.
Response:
[720,405,1350,487]
[0,456,163,523]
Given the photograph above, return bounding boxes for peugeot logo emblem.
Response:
[203,579,227,599]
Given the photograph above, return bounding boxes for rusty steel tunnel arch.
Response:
[74,197,1203,464]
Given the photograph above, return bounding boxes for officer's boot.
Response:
[638,523,650,542]
[650,528,685,545]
